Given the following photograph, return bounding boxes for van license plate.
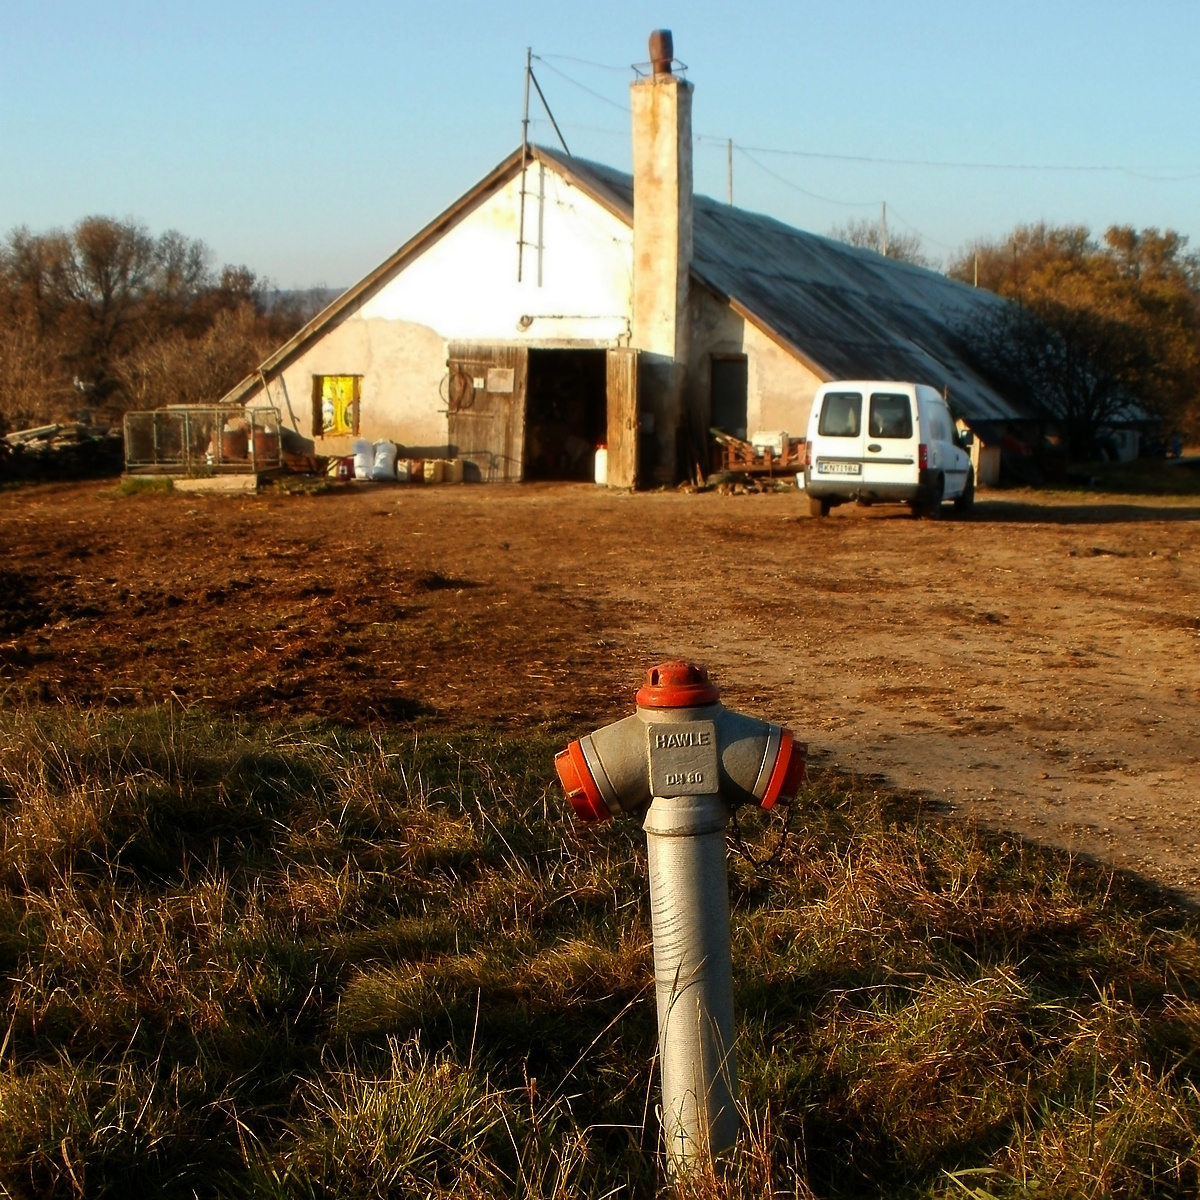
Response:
[817,461,861,475]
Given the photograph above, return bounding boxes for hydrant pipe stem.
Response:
[645,792,738,1165]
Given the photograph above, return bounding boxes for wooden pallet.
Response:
[710,429,804,477]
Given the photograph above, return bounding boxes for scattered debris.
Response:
[1,421,124,480]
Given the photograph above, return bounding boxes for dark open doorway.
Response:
[524,349,607,480]
[711,355,748,440]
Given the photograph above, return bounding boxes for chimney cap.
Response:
[649,29,674,76]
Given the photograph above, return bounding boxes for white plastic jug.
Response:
[593,445,608,486]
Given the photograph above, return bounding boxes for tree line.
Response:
[2,212,1196,457]
[831,216,1200,454]
[0,216,321,434]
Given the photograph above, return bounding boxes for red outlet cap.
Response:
[555,741,611,823]
[635,660,720,709]
[760,730,808,810]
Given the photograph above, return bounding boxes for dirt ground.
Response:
[2,479,1198,900]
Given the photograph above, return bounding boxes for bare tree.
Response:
[0,313,71,428]
[115,306,275,411]
[828,217,932,267]
[0,216,315,427]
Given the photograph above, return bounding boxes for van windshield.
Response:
[869,393,913,439]
[818,392,862,437]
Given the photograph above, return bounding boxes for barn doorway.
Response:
[711,355,748,440]
[523,349,607,480]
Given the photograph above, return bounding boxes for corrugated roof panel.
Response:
[542,150,1034,423]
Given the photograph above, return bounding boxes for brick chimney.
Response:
[631,29,693,481]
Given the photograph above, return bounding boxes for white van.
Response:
[803,381,975,518]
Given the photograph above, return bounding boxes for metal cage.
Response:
[124,407,283,475]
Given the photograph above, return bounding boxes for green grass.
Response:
[264,474,338,496]
[0,708,1198,1197]
[112,475,174,497]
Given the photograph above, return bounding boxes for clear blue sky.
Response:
[4,1,1198,287]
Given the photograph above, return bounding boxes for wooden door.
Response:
[446,343,528,482]
[605,347,639,489]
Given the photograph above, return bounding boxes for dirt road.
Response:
[2,480,1198,898]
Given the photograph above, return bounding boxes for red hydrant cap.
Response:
[635,660,720,709]
[555,741,612,823]
[760,730,808,810]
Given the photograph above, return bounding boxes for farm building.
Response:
[222,33,1031,488]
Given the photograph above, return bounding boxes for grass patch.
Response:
[265,474,337,496]
[113,474,174,497]
[0,708,1198,1196]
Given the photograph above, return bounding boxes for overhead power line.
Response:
[522,55,1198,263]
[699,135,1200,182]
[734,146,880,209]
[535,53,630,74]
[526,119,949,251]
[531,61,1200,181]
[532,57,631,114]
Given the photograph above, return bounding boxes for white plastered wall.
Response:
[687,287,824,444]
[744,322,824,439]
[360,163,633,343]
[249,164,634,456]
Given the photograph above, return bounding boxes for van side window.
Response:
[869,393,913,439]
[818,392,862,437]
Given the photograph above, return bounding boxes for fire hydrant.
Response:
[555,661,806,1169]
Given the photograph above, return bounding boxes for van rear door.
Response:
[811,389,865,482]
[861,389,918,488]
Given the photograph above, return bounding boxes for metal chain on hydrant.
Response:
[729,793,795,871]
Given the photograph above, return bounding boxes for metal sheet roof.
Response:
[541,149,1034,423]
[224,145,1034,423]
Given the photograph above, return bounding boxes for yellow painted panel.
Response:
[321,375,359,435]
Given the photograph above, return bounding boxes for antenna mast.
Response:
[518,47,531,282]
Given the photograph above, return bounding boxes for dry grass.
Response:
[0,707,1198,1197]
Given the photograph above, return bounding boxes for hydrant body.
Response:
[556,662,805,1169]
[645,786,738,1161]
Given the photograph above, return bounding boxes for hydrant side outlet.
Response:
[554,743,611,823]
[580,714,652,816]
[759,729,808,810]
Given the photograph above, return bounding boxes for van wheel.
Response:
[954,468,976,514]
[920,474,945,519]
[809,496,831,518]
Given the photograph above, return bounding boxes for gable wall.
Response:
[361,164,633,344]
[249,164,634,457]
